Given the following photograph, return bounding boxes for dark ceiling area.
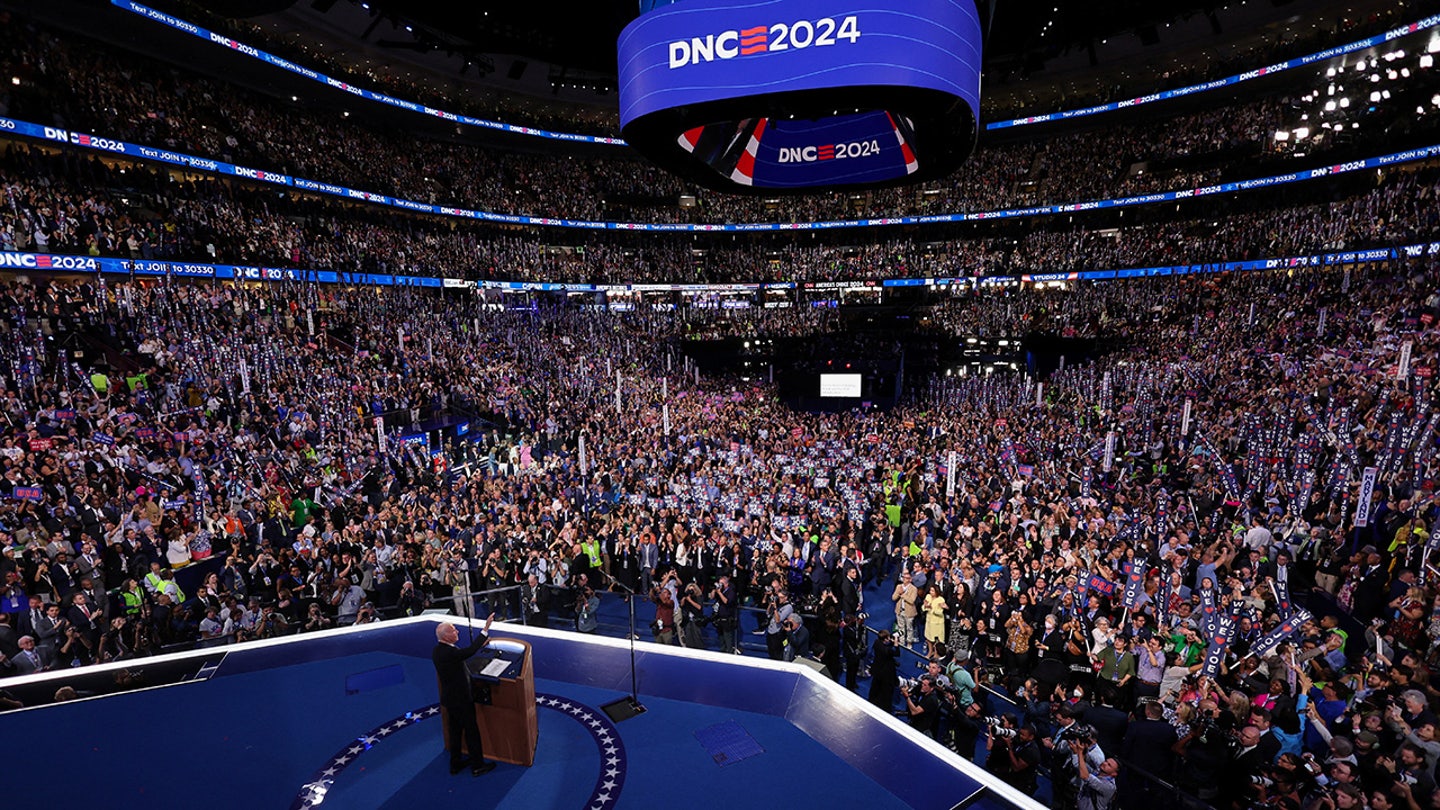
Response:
[338,0,1274,75]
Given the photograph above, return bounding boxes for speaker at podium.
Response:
[439,637,538,767]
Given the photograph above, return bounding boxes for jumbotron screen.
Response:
[819,373,863,397]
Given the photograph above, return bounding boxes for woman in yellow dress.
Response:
[922,584,947,659]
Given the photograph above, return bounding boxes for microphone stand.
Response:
[462,562,475,645]
[597,570,647,722]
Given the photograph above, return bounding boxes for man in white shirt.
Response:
[1243,516,1273,554]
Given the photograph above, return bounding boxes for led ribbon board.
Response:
[618,0,982,193]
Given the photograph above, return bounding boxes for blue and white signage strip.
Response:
[0,241,1434,294]
[5,109,1435,234]
[110,0,627,147]
[988,13,1440,131]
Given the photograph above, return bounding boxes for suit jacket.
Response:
[17,608,45,639]
[67,604,100,639]
[13,645,51,675]
[893,583,918,618]
[1257,730,1282,763]
[433,633,489,708]
[1120,718,1178,778]
[0,624,17,658]
[638,542,659,572]
[838,576,861,617]
[1086,705,1130,758]
[34,614,63,651]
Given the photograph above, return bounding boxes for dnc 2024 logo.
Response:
[668,15,861,69]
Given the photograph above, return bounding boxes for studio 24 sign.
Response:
[667,14,861,68]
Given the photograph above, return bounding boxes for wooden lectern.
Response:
[440,637,538,766]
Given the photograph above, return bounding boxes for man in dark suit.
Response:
[1120,701,1178,778]
[17,595,45,639]
[1085,692,1129,757]
[1224,725,1269,806]
[1352,547,1389,623]
[433,615,497,777]
[1120,700,1179,807]
[837,566,862,618]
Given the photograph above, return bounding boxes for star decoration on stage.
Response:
[532,692,629,810]
[288,694,628,810]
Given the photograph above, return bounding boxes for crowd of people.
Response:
[0,7,1434,810]
[1,11,1433,228]
[0,245,1430,810]
[0,141,1434,289]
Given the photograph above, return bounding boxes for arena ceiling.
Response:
[242,0,1407,111]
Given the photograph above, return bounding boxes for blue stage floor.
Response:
[4,649,923,809]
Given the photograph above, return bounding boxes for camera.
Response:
[986,716,1018,739]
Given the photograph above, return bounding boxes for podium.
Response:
[440,637,538,767]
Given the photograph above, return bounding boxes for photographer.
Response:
[1047,713,1104,810]
[255,604,289,639]
[841,613,867,689]
[575,586,599,634]
[869,629,901,711]
[98,617,133,663]
[680,582,706,649]
[1070,738,1119,810]
[904,674,942,738]
[304,603,333,632]
[984,715,1040,794]
[950,700,984,760]
[519,574,546,626]
[765,587,793,661]
[56,622,94,668]
[711,575,737,654]
[649,580,677,645]
[783,614,810,662]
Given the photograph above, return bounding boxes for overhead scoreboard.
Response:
[618,0,983,193]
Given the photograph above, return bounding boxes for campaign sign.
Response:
[1200,614,1235,677]
[13,486,43,502]
[1250,608,1313,660]
[1122,563,1148,610]
[1080,574,1117,598]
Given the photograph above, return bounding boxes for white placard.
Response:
[1355,466,1378,527]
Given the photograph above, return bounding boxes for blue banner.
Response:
[1,111,1436,233]
[1249,608,1313,660]
[112,1,627,147]
[0,241,1436,295]
[1122,562,1148,610]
